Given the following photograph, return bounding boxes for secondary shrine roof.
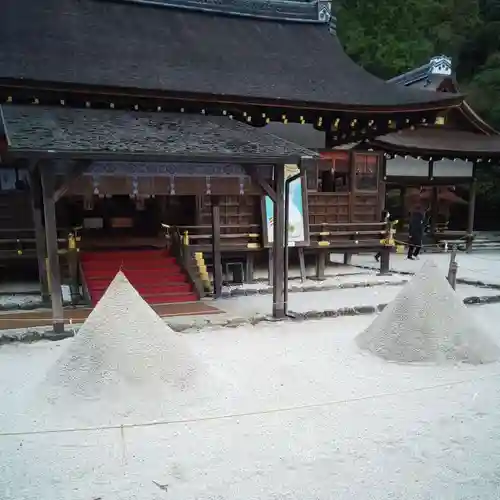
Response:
[0,105,316,163]
[374,127,500,159]
[0,0,462,111]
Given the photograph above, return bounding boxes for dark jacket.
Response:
[409,211,424,239]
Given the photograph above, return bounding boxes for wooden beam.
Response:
[29,165,50,302]
[243,166,276,202]
[40,164,65,334]
[53,160,91,202]
[272,164,285,318]
[211,195,223,298]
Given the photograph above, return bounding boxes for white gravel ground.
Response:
[1,302,500,499]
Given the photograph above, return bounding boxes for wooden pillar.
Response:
[29,166,49,302]
[268,248,273,285]
[40,165,64,334]
[211,195,223,298]
[378,153,387,215]
[344,151,357,265]
[245,253,254,283]
[378,218,392,275]
[298,247,306,282]
[316,249,326,279]
[272,164,285,319]
[466,177,477,253]
[324,120,334,149]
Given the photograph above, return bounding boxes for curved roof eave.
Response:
[388,56,498,135]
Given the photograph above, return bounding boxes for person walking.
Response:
[407,207,425,260]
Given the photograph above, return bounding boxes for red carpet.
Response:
[81,249,199,306]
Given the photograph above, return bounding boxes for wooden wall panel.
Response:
[308,193,350,225]
[153,177,171,195]
[137,177,156,196]
[64,175,93,196]
[98,176,132,195]
[172,177,205,195]
[199,195,261,233]
[353,193,379,222]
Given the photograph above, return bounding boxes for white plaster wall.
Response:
[386,157,428,177]
[433,159,473,178]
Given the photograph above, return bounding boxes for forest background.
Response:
[337,0,500,226]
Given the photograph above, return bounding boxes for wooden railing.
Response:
[166,225,206,298]
[431,223,471,243]
[0,228,69,259]
[309,222,387,250]
[177,224,262,251]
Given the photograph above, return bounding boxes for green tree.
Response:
[337,0,481,79]
[466,53,500,128]
[457,1,500,129]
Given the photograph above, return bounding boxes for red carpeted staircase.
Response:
[81,249,198,306]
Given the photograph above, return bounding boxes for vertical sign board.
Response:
[262,164,309,247]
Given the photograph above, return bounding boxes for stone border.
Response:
[3,293,500,343]
[169,293,500,332]
[245,271,368,285]
[352,263,500,291]
[221,278,407,298]
[0,327,75,345]
[0,299,75,312]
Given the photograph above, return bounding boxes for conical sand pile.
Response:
[356,260,500,364]
[42,272,201,402]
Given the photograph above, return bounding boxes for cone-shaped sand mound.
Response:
[43,271,200,400]
[356,260,500,364]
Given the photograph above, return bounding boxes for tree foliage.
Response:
[337,0,500,129]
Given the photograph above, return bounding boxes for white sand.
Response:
[356,260,500,364]
[26,272,215,429]
[2,312,500,500]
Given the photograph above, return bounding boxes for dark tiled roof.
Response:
[112,0,331,22]
[374,128,500,157]
[1,105,316,160]
[0,0,461,110]
[264,123,326,150]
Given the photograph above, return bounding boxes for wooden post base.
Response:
[378,247,391,276]
[245,253,255,283]
[315,250,326,280]
[50,321,66,336]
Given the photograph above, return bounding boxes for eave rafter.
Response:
[0,83,455,147]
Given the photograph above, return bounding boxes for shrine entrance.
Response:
[58,194,198,250]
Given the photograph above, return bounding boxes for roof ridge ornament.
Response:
[428,55,452,77]
[108,0,332,23]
